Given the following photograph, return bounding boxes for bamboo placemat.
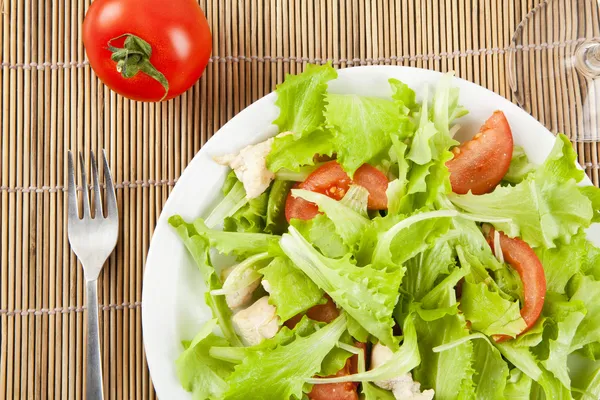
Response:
[1,0,599,399]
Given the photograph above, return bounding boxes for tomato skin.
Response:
[485,227,546,343]
[447,111,514,194]
[83,0,211,102]
[284,183,322,222]
[285,161,389,222]
[284,295,339,329]
[308,359,358,400]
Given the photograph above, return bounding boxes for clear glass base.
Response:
[509,0,600,142]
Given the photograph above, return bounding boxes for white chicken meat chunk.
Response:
[220,266,261,310]
[214,132,293,199]
[261,279,272,294]
[371,342,435,400]
[231,296,279,346]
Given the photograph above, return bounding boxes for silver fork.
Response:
[67,150,119,400]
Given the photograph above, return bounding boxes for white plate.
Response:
[142,66,600,399]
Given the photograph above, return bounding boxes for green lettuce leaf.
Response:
[362,382,395,400]
[307,314,420,384]
[280,226,403,348]
[389,78,417,115]
[209,316,319,364]
[291,214,348,259]
[267,128,336,173]
[176,319,235,400]
[538,293,586,389]
[431,72,468,136]
[169,216,242,346]
[386,137,410,215]
[404,239,456,301]
[223,314,346,400]
[272,63,337,135]
[205,171,248,228]
[292,188,370,248]
[407,86,459,166]
[505,369,533,400]
[567,274,600,351]
[224,190,269,233]
[372,210,457,270]
[413,312,475,400]
[471,339,510,399]
[580,186,600,223]
[460,281,526,337]
[324,93,410,176]
[570,353,600,400]
[192,218,280,257]
[450,135,593,248]
[504,145,536,184]
[260,256,324,322]
[535,231,589,294]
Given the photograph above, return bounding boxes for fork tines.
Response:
[67,150,117,221]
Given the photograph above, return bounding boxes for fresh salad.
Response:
[169,64,600,400]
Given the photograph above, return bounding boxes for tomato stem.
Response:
[107,33,169,101]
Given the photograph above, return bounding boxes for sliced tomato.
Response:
[285,161,389,222]
[447,111,514,195]
[284,183,321,222]
[485,227,546,343]
[284,295,339,329]
[308,359,358,400]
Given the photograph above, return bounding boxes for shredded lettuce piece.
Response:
[372,210,457,268]
[272,63,338,136]
[291,214,348,259]
[223,314,346,400]
[193,218,280,257]
[307,314,420,384]
[280,226,403,348]
[504,145,537,184]
[389,78,417,115]
[210,252,270,296]
[325,93,411,176]
[176,319,235,400]
[292,188,369,247]
[413,311,475,399]
[205,178,248,228]
[260,256,324,322]
[340,185,370,217]
[274,165,321,182]
[169,215,242,347]
[460,281,526,337]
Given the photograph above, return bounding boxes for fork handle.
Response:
[86,279,104,400]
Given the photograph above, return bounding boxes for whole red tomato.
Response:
[83,0,211,102]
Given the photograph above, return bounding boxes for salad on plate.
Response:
[168,64,600,400]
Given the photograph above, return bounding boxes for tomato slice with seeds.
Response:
[447,111,514,195]
[308,358,359,400]
[285,161,389,222]
[485,227,546,343]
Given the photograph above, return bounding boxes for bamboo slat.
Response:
[1,0,599,399]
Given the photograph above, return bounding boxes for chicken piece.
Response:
[214,131,293,199]
[231,296,279,346]
[220,265,261,310]
[371,343,434,400]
